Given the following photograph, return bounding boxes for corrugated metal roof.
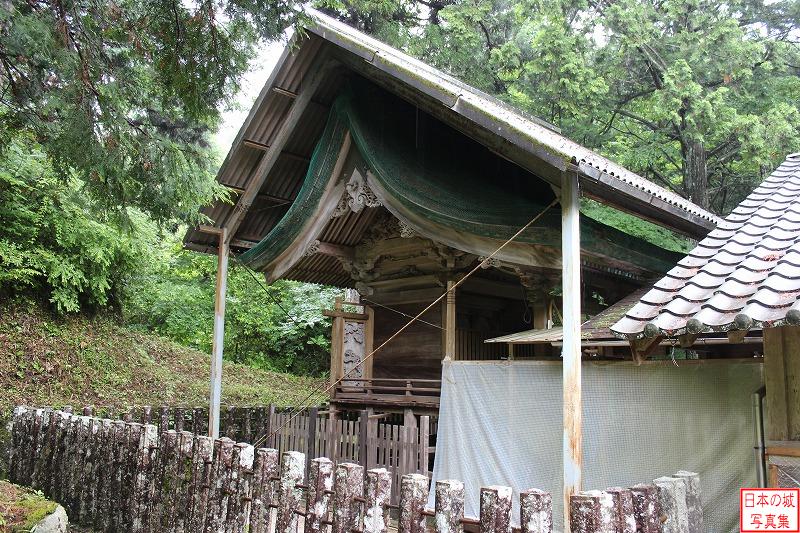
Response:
[184,7,721,261]
[612,153,800,339]
[303,9,720,235]
[486,288,648,344]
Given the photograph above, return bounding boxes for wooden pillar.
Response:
[561,170,582,531]
[209,229,229,439]
[763,326,800,441]
[443,281,456,360]
[330,297,345,388]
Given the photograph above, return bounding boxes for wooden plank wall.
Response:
[372,303,443,380]
[764,326,800,440]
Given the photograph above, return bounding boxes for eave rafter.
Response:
[222,54,338,244]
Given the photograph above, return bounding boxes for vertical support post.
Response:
[520,489,552,533]
[330,296,346,408]
[419,415,430,477]
[307,406,319,479]
[435,480,464,533]
[444,281,456,360]
[561,170,582,531]
[359,409,370,467]
[399,473,429,533]
[364,468,392,533]
[209,228,229,439]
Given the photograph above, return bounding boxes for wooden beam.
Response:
[273,86,297,98]
[242,139,313,163]
[366,288,445,306]
[209,228,229,439]
[561,170,582,532]
[224,56,336,242]
[197,224,224,236]
[316,241,355,261]
[679,334,698,348]
[460,276,529,300]
[271,86,331,110]
[444,280,456,360]
[727,329,748,344]
[323,309,370,321]
[628,336,663,364]
[230,238,257,249]
[220,183,293,205]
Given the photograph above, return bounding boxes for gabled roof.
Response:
[184,8,719,259]
[612,154,800,339]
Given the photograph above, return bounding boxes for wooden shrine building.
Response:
[184,9,727,523]
[183,8,720,419]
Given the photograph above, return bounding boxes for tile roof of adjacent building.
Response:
[611,153,800,339]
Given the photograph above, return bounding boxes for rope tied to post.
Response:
[248,197,559,450]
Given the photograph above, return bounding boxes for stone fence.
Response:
[9,406,699,532]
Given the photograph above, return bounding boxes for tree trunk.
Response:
[685,140,708,209]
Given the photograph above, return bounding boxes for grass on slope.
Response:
[0,300,327,417]
[0,480,58,532]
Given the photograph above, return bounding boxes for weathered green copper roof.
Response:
[241,82,682,274]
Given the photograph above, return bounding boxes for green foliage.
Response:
[0,0,298,224]
[0,134,145,312]
[121,229,339,376]
[323,0,800,215]
[581,199,692,254]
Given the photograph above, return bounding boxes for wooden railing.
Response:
[332,378,441,409]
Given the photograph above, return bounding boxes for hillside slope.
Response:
[0,301,327,416]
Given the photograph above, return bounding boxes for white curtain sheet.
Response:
[429,359,763,532]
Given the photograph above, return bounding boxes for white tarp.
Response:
[429,359,763,532]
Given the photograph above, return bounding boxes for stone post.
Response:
[435,479,465,533]
[277,451,306,533]
[654,476,689,533]
[333,462,364,533]
[399,474,429,533]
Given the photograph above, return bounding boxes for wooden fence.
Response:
[9,407,698,533]
[21,404,432,505]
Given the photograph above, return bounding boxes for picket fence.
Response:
[9,407,698,533]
